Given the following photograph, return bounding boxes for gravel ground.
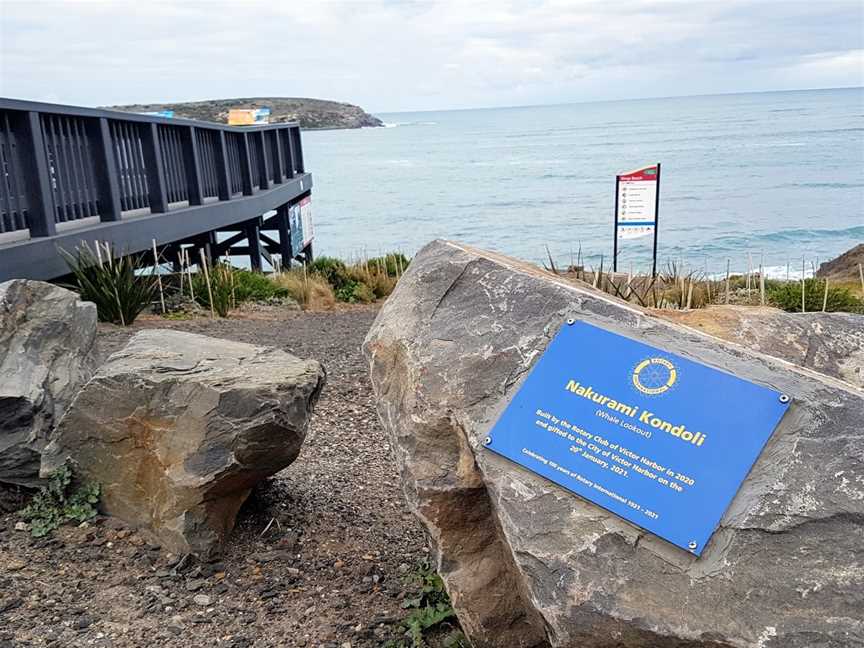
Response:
[0,305,438,648]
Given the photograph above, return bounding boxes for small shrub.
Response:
[61,243,158,326]
[385,560,466,648]
[271,271,336,310]
[333,279,375,303]
[231,269,289,303]
[766,278,864,313]
[309,256,352,290]
[19,462,100,538]
[347,263,399,299]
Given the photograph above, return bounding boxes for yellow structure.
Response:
[227,108,271,125]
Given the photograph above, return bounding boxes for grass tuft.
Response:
[271,270,337,310]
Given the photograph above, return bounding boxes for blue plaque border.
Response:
[484,320,790,555]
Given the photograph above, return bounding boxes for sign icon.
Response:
[632,358,677,395]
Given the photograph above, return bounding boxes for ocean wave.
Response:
[381,121,438,128]
[709,225,864,247]
[774,181,864,189]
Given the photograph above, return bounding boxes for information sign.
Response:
[288,196,313,258]
[613,163,660,274]
[485,321,789,555]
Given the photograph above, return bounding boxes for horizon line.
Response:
[372,85,863,115]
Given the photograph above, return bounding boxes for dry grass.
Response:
[271,271,337,311]
[347,263,398,299]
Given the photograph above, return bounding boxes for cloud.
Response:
[0,0,861,111]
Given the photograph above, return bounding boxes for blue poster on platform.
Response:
[485,321,790,555]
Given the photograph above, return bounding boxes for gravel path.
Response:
[0,305,433,648]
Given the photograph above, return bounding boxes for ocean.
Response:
[302,88,863,278]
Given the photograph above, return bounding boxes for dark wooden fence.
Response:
[0,98,312,281]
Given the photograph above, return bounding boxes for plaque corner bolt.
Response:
[688,540,698,551]
[779,394,791,404]
[483,436,492,446]
[566,318,575,325]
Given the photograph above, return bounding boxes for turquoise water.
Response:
[303,88,863,276]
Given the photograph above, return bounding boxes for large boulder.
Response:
[0,280,97,487]
[43,329,325,555]
[363,240,864,648]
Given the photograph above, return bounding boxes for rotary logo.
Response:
[632,357,677,395]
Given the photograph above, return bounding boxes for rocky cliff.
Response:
[107,97,383,130]
[817,243,864,282]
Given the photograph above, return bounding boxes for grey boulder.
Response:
[364,240,864,648]
[43,329,325,555]
[0,279,98,487]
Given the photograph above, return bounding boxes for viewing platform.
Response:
[0,98,313,282]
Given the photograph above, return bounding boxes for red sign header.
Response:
[618,165,658,182]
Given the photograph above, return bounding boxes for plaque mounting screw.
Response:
[688,540,698,550]
[566,318,575,325]
[779,394,790,404]
[483,436,492,446]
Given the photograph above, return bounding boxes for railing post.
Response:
[276,203,292,264]
[285,127,296,179]
[86,117,122,222]
[16,111,56,237]
[214,131,232,201]
[141,123,168,213]
[239,133,254,196]
[244,218,262,272]
[255,131,269,190]
[271,130,284,184]
[182,126,204,206]
[291,127,305,174]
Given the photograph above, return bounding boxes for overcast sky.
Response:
[1,0,861,113]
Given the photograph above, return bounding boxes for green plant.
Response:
[61,243,158,326]
[331,278,373,303]
[231,269,289,302]
[192,262,235,316]
[766,278,864,313]
[309,256,352,290]
[385,560,466,648]
[19,462,100,538]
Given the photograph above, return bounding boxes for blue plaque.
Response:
[485,321,790,555]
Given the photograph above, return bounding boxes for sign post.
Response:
[613,163,661,275]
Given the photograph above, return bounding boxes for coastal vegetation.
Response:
[557,257,864,314]
[61,243,158,326]
[60,244,410,323]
